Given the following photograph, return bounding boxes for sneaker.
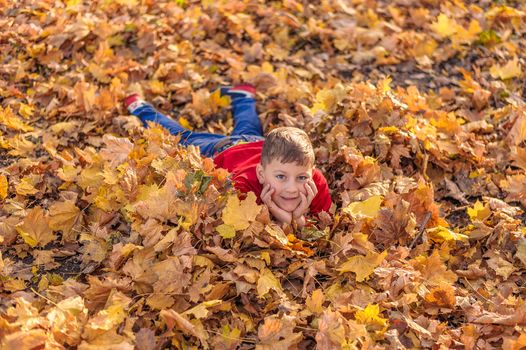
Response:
[217,84,256,99]
[123,93,146,113]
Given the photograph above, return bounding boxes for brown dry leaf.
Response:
[411,250,457,286]
[257,315,302,350]
[100,134,134,167]
[160,309,207,343]
[425,283,456,308]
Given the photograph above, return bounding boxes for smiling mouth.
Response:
[281,197,299,200]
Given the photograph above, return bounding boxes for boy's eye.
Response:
[298,176,308,181]
[276,175,285,180]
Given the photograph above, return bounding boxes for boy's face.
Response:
[256,159,314,212]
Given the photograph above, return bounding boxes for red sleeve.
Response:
[309,169,332,215]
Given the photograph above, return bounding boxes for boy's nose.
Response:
[284,182,299,194]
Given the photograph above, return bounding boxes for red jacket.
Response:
[213,141,332,215]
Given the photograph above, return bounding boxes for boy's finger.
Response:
[309,180,318,193]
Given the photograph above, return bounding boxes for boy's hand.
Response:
[292,179,318,219]
[261,184,292,224]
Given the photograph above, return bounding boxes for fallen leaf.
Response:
[16,207,55,247]
[337,250,387,282]
[490,57,522,80]
[257,268,283,298]
[0,174,7,199]
[222,192,261,231]
[342,195,383,219]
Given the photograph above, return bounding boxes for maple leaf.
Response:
[47,296,88,346]
[337,250,387,282]
[306,289,325,315]
[427,225,468,243]
[257,315,302,350]
[342,195,383,219]
[221,192,261,231]
[257,268,283,298]
[0,106,33,132]
[16,207,55,247]
[466,200,491,222]
[48,200,83,241]
[430,14,458,38]
[354,304,388,332]
[490,57,522,80]
[100,134,134,167]
[411,250,457,286]
[425,283,456,308]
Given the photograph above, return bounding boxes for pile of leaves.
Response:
[1,0,526,348]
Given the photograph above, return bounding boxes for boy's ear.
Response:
[256,163,265,184]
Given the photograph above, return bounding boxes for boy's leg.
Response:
[230,97,264,137]
[126,99,227,157]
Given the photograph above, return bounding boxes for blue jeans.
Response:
[130,97,265,157]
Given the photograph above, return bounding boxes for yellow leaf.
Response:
[467,200,491,222]
[311,86,346,113]
[57,165,79,182]
[342,195,383,219]
[431,14,458,38]
[16,207,55,247]
[306,289,325,314]
[182,300,222,319]
[48,200,82,240]
[49,121,81,135]
[354,304,388,331]
[453,20,482,43]
[18,103,34,119]
[257,268,283,298]
[216,224,236,239]
[0,174,7,199]
[6,134,36,156]
[149,80,165,94]
[209,89,231,108]
[178,117,193,130]
[260,251,270,265]
[222,192,261,231]
[15,176,39,196]
[0,106,33,132]
[337,250,387,282]
[427,225,468,242]
[4,278,26,292]
[490,58,522,80]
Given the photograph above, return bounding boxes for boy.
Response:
[124,85,331,227]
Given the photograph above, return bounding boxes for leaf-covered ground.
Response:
[1,0,526,349]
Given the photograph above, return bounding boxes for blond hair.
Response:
[261,127,315,166]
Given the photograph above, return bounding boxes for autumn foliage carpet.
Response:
[1,0,526,349]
